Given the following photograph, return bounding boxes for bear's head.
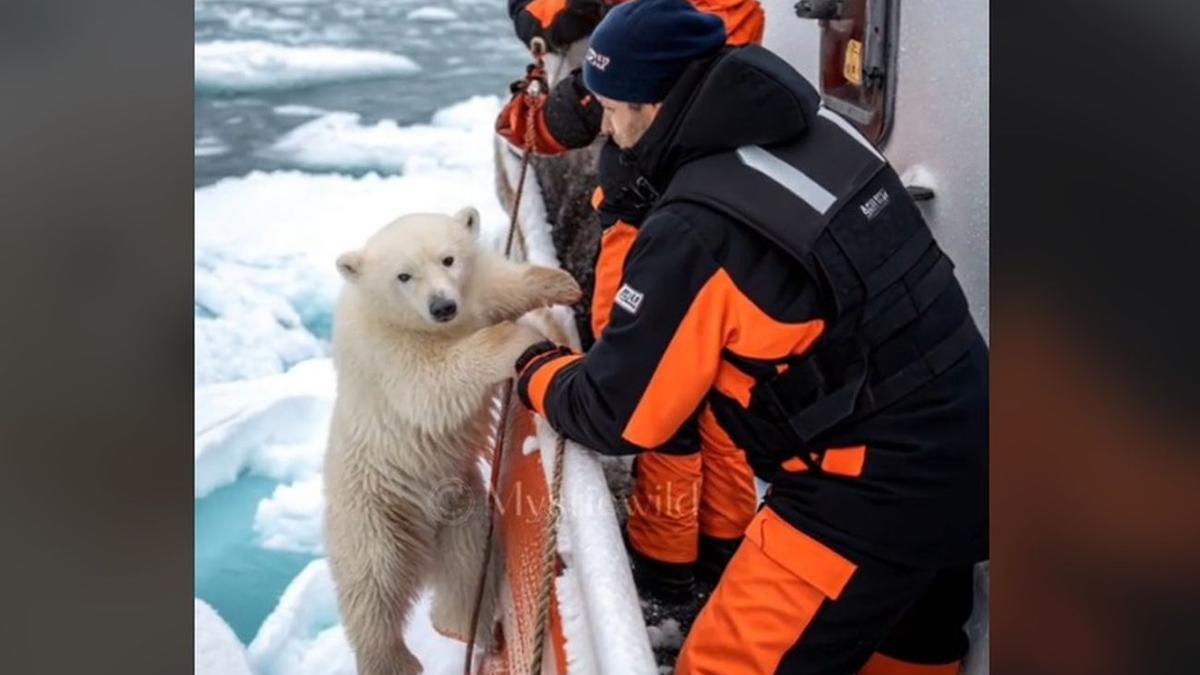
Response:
[336,207,481,331]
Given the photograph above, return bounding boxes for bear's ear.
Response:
[336,250,364,282]
[454,206,480,235]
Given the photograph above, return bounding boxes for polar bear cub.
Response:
[324,207,580,675]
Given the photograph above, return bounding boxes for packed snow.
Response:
[531,417,658,673]
[195,41,420,92]
[196,599,256,675]
[646,618,684,650]
[248,559,466,675]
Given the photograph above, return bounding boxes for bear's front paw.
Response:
[529,267,583,307]
[510,320,548,352]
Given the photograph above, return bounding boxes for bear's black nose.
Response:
[429,298,457,322]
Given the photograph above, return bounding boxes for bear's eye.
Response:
[442,256,454,267]
[397,273,411,283]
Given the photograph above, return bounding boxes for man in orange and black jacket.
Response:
[512,0,988,673]
[499,0,767,602]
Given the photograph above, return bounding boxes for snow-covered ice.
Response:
[255,475,326,554]
[195,96,514,389]
[195,358,334,498]
[273,104,334,117]
[196,599,255,675]
[248,559,344,675]
[195,94,517,489]
[248,558,466,675]
[195,265,326,385]
[263,95,501,176]
[195,135,229,157]
[204,6,307,35]
[195,41,420,92]
[407,7,460,22]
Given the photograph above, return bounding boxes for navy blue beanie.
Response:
[583,0,726,104]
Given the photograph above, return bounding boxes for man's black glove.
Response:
[544,69,603,151]
[515,341,575,410]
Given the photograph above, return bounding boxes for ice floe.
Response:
[407,7,461,22]
[248,559,466,675]
[262,95,500,176]
[195,41,420,93]
[195,598,255,675]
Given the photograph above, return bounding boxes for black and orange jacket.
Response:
[509,0,764,51]
[509,0,604,51]
[590,141,651,336]
[518,47,989,569]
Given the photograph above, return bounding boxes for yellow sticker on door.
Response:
[844,39,863,86]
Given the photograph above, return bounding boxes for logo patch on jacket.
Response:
[586,48,610,71]
[615,283,643,315]
[859,187,891,220]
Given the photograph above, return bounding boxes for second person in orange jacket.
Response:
[498,0,767,600]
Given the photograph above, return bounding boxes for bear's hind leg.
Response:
[330,514,430,675]
[429,470,498,648]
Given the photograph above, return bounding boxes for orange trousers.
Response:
[626,406,759,565]
[676,508,973,674]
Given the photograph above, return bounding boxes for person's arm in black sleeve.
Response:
[516,210,726,455]
[509,0,604,51]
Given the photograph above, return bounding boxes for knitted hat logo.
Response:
[586,47,611,72]
[582,0,725,103]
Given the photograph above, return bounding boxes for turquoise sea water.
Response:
[195,475,315,643]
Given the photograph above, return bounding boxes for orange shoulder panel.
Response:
[692,0,766,46]
[525,0,568,29]
[590,221,639,337]
[622,269,823,449]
